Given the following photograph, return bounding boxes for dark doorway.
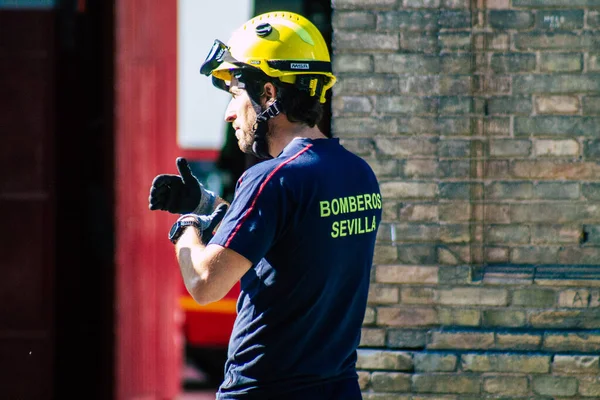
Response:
[54,0,115,398]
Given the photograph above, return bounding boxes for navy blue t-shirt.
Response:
[210,137,382,399]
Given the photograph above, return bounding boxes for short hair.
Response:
[273,79,323,128]
[240,69,323,128]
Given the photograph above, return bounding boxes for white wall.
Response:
[177,0,253,150]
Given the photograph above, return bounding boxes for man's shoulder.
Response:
[242,158,284,180]
[235,158,289,192]
[242,148,313,180]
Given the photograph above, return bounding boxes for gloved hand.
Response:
[198,203,229,244]
[149,157,216,215]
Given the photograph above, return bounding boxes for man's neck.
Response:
[267,117,327,157]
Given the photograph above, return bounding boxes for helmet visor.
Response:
[200,39,242,76]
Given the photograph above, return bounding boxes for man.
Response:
[149,12,382,400]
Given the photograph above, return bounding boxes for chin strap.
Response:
[251,100,281,159]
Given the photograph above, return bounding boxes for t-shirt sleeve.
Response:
[210,168,288,265]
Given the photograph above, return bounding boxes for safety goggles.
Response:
[199,39,243,76]
[200,39,333,77]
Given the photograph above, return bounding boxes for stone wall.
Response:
[331,0,600,398]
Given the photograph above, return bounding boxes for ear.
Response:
[263,82,277,103]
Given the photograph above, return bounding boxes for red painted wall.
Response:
[115,1,182,398]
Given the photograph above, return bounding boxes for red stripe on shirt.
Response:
[224,144,313,248]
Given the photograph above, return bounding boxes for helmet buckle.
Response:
[309,78,318,97]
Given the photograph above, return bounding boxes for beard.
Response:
[237,129,255,154]
[236,100,264,154]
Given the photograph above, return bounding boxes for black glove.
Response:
[199,203,229,244]
[149,157,211,214]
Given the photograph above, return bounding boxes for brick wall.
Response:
[331,0,600,398]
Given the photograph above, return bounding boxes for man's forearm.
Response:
[174,228,252,305]
[174,201,233,304]
[175,227,207,301]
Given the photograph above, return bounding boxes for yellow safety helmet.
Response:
[200,11,336,103]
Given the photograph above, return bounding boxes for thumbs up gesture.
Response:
[149,157,214,215]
